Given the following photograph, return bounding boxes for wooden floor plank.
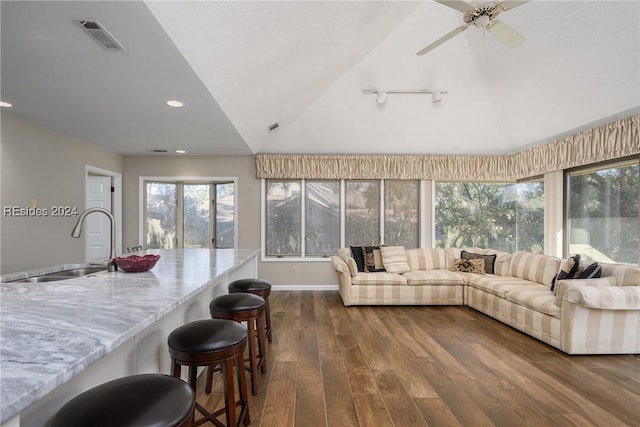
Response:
[260,361,297,427]
[352,393,394,427]
[373,369,428,426]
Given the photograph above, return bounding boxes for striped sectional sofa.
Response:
[331,247,640,355]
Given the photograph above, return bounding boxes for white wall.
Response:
[122,156,338,287]
[0,113,123,274]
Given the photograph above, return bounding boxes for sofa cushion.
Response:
[380,246,410,274]
[506,286,561,318]
[363,246,385,272]
[554,276,617,307]
[467,275,542,298]
[346,258,358,277]
[598,262,640,286]
[403,270,466,286]
[352,272,407,286]
[406,248,447,270]
[509,252,560,287]
[461,251,497,275]
[445,247,484,269]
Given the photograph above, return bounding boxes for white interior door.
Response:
[86,175,112,262]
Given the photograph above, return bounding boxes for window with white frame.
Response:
[263,179,420,259]
[566,158,639,265]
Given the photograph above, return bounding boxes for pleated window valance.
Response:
[255,114,639,181]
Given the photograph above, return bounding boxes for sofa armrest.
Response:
[331,255,353,305]
[554,277,616,306]
[565,285,640,310]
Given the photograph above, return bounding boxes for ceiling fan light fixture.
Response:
[376,91,387,104]
[432,90,442,103]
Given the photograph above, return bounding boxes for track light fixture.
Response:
[363,89,448,104]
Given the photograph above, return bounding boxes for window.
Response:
[567,159,639,265]
[345,181,380,246]
[144,180,235,249]
[305,181,340,256]
[264,179,421,259]
[384,180,419,248]
[434,181,544,253]
[265,181,301,256]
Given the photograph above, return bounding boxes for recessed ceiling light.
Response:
[176,150,187,154]
[0,101,13,108]
[166,100,184,108]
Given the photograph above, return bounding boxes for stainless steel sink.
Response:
[10,267,107,283]
[42,267,107,277]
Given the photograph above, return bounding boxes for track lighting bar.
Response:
[363,89,448,104]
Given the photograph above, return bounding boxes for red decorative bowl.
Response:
[113,254,160,272]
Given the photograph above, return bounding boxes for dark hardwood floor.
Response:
[196,291,640,427]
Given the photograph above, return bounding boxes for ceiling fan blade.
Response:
[434,0,475,14]
[416,25,468,56]
[486,21,525,48]
[500,0,531,11]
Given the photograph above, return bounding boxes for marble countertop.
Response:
[0,248,259,423]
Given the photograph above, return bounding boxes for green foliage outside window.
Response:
[435,181,544,253]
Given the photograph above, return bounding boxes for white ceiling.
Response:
[1,1,639,156]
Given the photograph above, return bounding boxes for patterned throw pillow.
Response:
[380,246,410,274]
[452,258,485,273]
[551,254,581,292]
[461,251,496,274]
[363,245,385,272]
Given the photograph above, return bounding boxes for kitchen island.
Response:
[0,248,259,427]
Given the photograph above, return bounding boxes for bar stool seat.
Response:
[228,278,273,342]
[50,374,195,427]
[168,319,249,427]
[210,293,267,396]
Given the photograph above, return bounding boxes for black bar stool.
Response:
[209,293,267,396]
[228,278,273,342]
[168,319,250,427]
[50,374,195,427]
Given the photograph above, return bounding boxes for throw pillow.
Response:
[452,258,485,274]
[363,245,385,272]
[579,262,602,279]
[350,246,366,272]
[380,246,410,274]
[461,251,497,275]
[550,254,581,292]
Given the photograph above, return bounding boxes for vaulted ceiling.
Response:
[1,1,638,156]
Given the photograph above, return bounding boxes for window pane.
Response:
[568,162,639,265]
[216,183,235,249]
[266,181,301,256]
[146,182,176,249]
[345,181,380,245]
[515,180,544,253]
[305,181,340,256]
[435,182,516,252]
[183,184,210,248]
[384,180,419,248]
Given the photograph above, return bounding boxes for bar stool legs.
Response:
[168,319,250,427]
[210,293,267,396]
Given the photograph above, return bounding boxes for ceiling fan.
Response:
[416,0,530,56]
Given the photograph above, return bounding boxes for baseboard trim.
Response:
[271,284,339,291]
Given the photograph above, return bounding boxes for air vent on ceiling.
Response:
[267,122,280,133]
[150,149,169,153]
[75,20,125,50]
